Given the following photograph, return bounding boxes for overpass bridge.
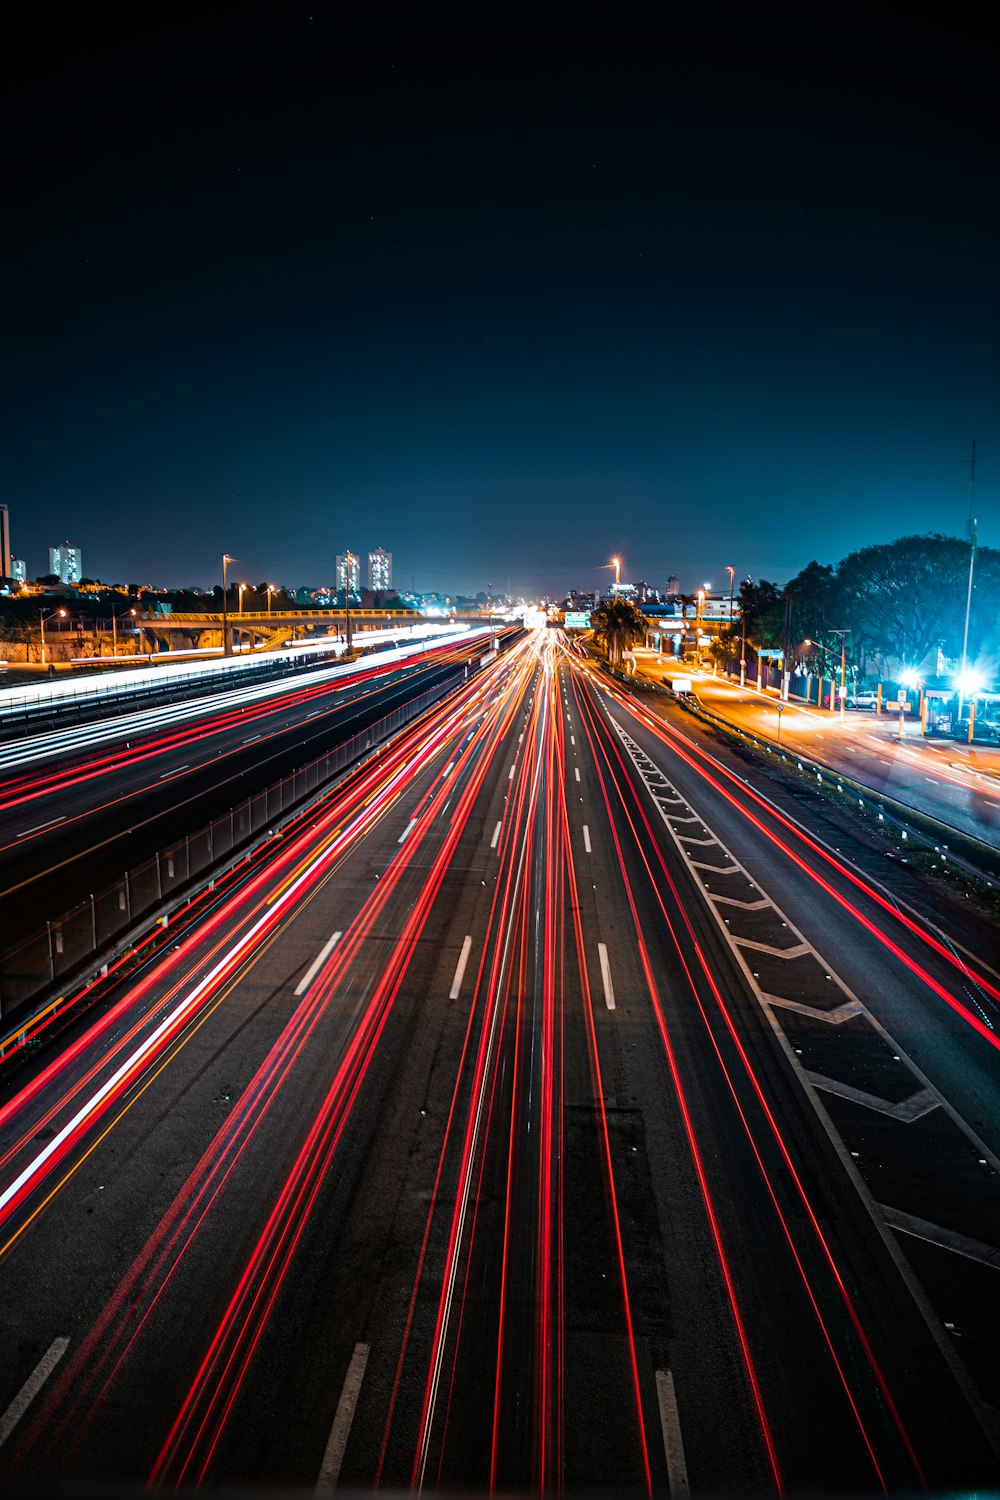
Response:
[138,608,492,656]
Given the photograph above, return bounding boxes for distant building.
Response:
[50,541,83,584]
[665,575,681,598]
[368,547,392,591]
[11,559,26,584]
[335,552,360,595]
[0,505,10,579]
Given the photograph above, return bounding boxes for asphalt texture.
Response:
[0,641,485,935]
[0,633,997,1493]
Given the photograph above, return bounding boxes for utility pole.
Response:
[958,439,978,718]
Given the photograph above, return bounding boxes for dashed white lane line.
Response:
[582,825,592,854]
[570,735,575,745]
[315,1342,369,1493]
[490,820,502,849]
[159,764,189,778]
[17,815,66,839]
[398,818,417,844]
[597,942,616,1011]
[575,767,581,781]
[655,1369,690,1499]
[450,935,473,1000]
[0,1337,70,1450]
[509,765,515,780]
[295,931,343,996]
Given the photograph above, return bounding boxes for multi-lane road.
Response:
[0,633,492,934]
[0,631,998,1491]
[631,649,1000,851]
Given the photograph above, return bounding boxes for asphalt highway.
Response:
[0,631,997,1492]
[633,649,1000,851]
[0,636,492,935]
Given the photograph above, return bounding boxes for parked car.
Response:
[955,717,1000,743]
[845,690,880,711]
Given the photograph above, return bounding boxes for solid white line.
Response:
[0,1337,70,1450]
[582,825,591,853]
[655,1369,690,1498]
[315,1342,369,1493]
[597,942,615,1011]
[16,815,66,839]
[294,931,343,996]
[490,820,502,849]
[450,935,473,1000]
[398,818,417,844]
[574,767,580,781]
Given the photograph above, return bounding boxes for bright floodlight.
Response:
[899,668,920,689]
[955,669,984,695]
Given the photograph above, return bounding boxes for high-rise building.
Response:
[0,505,11,580]
[335,552,360,595]
[50,541,83,584]
[11,559,26,584]
[665,575,681,598]
[368,547,392,592]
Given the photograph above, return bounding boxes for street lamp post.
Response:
[828,629,850,722]
[111,607,137,658]
[266,585,276,616]
[222,553,234,657]
[695,589,705,668]
[343,552,355,653]
[39,607,67,667]
[612,557,620,600]
[725,565,735,672]
[238,583,247,653]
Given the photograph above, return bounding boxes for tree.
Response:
[837,533,1000,672]
[591,597,648,668]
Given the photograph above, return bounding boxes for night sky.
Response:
[4,5,997,597]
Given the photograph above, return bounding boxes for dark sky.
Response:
[4,3,997,597]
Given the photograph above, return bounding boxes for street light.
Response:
[238,583,248,653]
[266,584,277,615]
[828,629,850,722]
[611,557,621,599]
[39,607,67,667]
[222,553,234,658]
[111,606,137,658]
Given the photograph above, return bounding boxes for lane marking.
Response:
[582,825,591,854]
[443,762,454,776]
[450,935,473,1000]
[294,931,343,996]
[490,820,502,849]
[879,1206,1000,1268]
[805,1074,939,1122]
[597,942,615,1011]
[16,816,66,839]
[570,735,575,745]
[315,1342,369,1493]
[398,819,417,844]
[574,767,581,782]
[159,764,189,778]
[508,765,515,780]
[0,1336,70,1450]
[655,1369,690,1499]
[243,734,262,745]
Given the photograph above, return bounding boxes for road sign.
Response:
[886,701,910,712]
[756,648,784,658]
[564,611,591,630]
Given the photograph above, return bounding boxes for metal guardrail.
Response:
[0,667,466,1023]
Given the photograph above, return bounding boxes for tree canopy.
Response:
[591,597,648,668]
